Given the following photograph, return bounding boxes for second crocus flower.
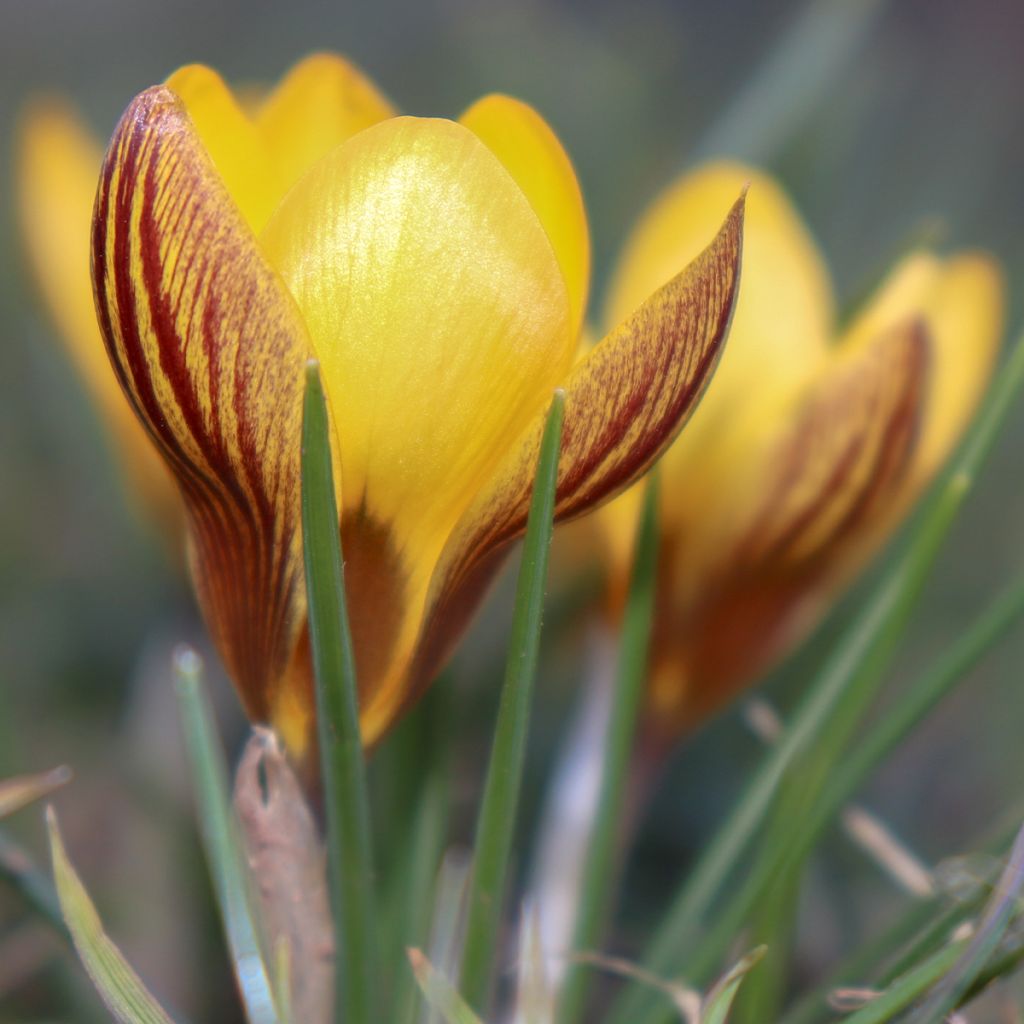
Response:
[598,162,1004,738]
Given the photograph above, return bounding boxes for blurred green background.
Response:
[2,0,1023,1019]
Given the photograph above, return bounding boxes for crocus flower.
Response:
[599,162,1004,739]
[18,101,181,537]
[90,55,744,757]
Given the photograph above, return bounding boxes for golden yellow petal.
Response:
[16,99,180,533]
[647,319,928,734]
[917,254,1004,478]
[605,162,835,496]
[165,64,279,233]
[382,195,744,745]
[93,86,312,749]
[255,52,394,196]
[260,115,573,738]
[838,252,941,353]
[461,94,590,332]
[262,115,572,567]
[840,250,1005,486]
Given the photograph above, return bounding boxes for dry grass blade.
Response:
[568,951,701,1022]
[234,729,334,1024]
[0,766,71,820]
[513,903,555,1024]
[410,949,485,1024]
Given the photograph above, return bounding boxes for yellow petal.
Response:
[262,115,572,567]
[383,194,745,745]
[255,52,394,195]
[840,250,1004,486]
[605,162,835,487]
[260,115,573,737]
[93,86,312,750]
[918,254,1004,478]
[16,99,179,532]
[461,94,590,332]
[166,64,279,233]
[647,319,929,733]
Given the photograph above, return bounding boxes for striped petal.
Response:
[92,85,313,751]
[647,319,929,733]
[461,94,590,333]
[17,99,179,531]
[605,163,834,491]
[367,194,745,742]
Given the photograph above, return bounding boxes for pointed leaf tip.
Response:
[47,806,177,1024]
[0,766,72,820]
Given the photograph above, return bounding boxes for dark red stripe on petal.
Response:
[91,86,311,731]
[658,319,930,734]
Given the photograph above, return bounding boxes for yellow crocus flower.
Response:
[89,55,745,757]
[18,100,182,539]
[599,162,1005,739]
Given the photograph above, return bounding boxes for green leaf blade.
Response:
[556,474,659,1024]
[457,391,565,1015]
[175,651,281,1024]
[410,949,485,1024]
[611,328,1024,1024]
[47,807,179,1024]
[702,947,767,1024]
[301,360,379,1024]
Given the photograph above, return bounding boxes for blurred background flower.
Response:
[595,161,1002,742]
[2,0,1023,1020]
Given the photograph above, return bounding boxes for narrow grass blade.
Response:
[831,941,964,1024]
[556,476,659,1024]
[830,919,1024,1024]
[458,391,565,1014]
[419,850,472,1024]
[678,567,1024,994]
[410,950,485,1024]
[691,0,886,163]
[812,573,1024,846]
[904,819,1024,1022]
[272,940,294,1024]
[730,870,798,1024]
[47,807,178,1024]
[702,947,767,1024]
[392,755,451,1024]
[514,903,555,1024]
[0,766,71,819]
[301,360,379,1024]
[778,810,1024,1024]
[174,649,280,1024]
[612,329,1024,1024]
[0,826,68,941]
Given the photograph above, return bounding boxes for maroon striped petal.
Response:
[92,85,314,748]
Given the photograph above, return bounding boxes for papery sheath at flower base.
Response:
[17,100,182,541]
[597,162,1005,743]
[90,53,746,763]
